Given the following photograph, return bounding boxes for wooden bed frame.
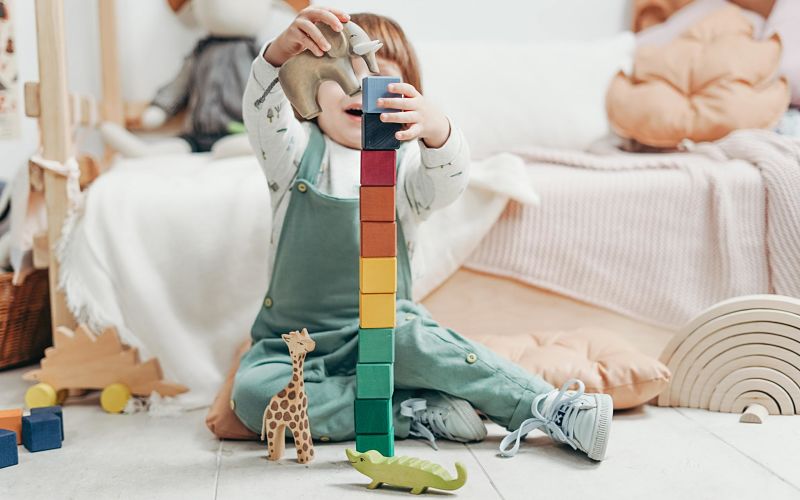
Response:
[22,0,309,338]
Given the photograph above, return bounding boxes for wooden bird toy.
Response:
[22,324,188,413]
[261,328,316,463]
[346,449,468,495]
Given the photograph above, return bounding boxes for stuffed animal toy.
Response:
[100,0,276,158]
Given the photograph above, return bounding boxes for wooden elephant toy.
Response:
[278,21,382,119]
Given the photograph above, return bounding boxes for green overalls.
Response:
[232,125,552,441]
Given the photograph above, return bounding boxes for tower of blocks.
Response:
[355,76,403,457]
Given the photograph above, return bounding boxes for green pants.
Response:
[232,300,552,441]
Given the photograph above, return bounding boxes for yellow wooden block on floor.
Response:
[360,293,396,328]
[360,257,397,294]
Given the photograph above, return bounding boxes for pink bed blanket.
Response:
[467,130,800,328]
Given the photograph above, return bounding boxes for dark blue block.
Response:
[31,406,63,441]
[22,414,62,453]
[362,76,401,113]
[362,113,402,150]
[0,429,18,468]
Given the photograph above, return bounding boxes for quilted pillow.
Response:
[471,329,671,410]
[607,4,789,148]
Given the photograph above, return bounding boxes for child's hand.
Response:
[378,84,451,149]
[264,7,350,67]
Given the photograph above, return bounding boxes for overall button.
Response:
[264,297,273,308]
[405,314,416,322]
[466,353,478,364]
[229,399,236,411]
[297,182,308,193]
[320,436,330,442]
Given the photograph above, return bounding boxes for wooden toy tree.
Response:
[355,76,403,457]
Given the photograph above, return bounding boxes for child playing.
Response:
[232,7,612,460]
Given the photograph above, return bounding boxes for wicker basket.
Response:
[0,269,52,370]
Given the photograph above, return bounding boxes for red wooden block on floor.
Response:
[361,150,396,186]
[360,186,395,222]
[361,222,397,257]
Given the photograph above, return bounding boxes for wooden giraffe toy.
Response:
[261,328,316,463]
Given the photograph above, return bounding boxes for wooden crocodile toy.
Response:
[345,449,467,495]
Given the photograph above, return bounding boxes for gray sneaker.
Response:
[401,392,487,450]
[499,379,612,461]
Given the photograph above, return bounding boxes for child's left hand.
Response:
[378,83,451,149]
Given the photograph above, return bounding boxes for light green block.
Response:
[358,328,394,363]
[356,363,393,399]
[354,398,392,434]
[356,431,395,457]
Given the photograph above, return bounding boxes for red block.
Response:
[361,150,396,186]
[361,222,397,257]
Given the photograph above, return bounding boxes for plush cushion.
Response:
[471,329,671,411]
[415,33,634,159]
[206,328,670,439]
[764,0,800,106]
[607,5,790,148]
[636,0,766,47]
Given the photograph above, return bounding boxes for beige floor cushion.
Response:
[471,329,671,411]
[206,328,670,440]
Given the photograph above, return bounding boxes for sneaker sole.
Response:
[588,394,613,461]
[440,393,488,442]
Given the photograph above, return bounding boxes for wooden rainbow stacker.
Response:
[355,76,403,457]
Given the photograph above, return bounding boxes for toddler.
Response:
[232,7,612,460]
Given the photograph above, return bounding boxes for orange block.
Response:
[361,222,396,258]
[0,408,23,444]
[360,186,395,222]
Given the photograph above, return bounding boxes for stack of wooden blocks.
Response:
[355,76,403,458]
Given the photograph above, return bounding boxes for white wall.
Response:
[0,0,631,181]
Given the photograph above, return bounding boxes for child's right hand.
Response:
[264,7,350,67]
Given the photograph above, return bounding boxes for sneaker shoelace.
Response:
[499,379,593,458]
[400,398,457,451]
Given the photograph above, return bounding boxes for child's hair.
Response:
[349,13,422,93]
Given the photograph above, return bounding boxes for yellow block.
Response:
[360,293,396,328]
[360,257,397,294]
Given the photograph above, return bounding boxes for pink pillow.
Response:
[637,0,766,47]
[764,0,800,106]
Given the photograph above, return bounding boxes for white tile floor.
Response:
[1,367,799,500]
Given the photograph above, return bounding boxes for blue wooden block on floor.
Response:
[0,429,18,469]
[22,414,62,453]
[362,76,401,113]
[362,113,402,150]
[31,406,63,441]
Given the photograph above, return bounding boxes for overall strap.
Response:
[296,123,326,181]
[395,143,413,301]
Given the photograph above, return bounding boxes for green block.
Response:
[358,328,394,363]
[356,431,395,457]
[354,398,392,434]
[356,363,394,399]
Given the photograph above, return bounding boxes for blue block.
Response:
[31,406,63,441]
[362,76,401,113]
[0,429,18,468]
[22,414,62,453]
[362,113,402,150]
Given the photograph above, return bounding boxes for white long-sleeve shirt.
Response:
[243,48,470,284]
